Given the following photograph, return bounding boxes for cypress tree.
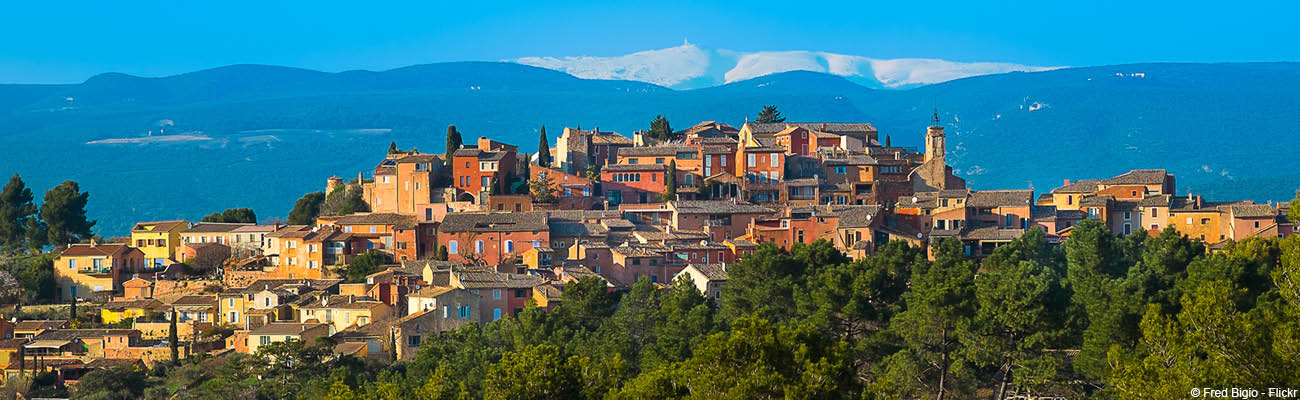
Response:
[69,297,77,325]
[537,126,551,168]
[662,160,678,202]
[445,125,463,168]
[388,141,399,154]
[169,308,179,364]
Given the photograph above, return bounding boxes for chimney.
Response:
[1064,179,1071,186]
[90,239,97,247]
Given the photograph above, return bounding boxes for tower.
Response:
[923,110,945,163]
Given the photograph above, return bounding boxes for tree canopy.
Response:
[756,105,785,123]
[288,191,326,225]
[201,208,257,224]
[536,126,551,168]
[39,180,94,247]
[647,115,673,142]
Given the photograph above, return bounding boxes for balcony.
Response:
[78,267,112,276]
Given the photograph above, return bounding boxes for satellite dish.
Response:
[912,196,918,203]
[917,233,923,239]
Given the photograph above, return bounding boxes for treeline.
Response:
[59,219,1300,399]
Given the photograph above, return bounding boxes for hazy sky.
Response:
[2,1,1296,83]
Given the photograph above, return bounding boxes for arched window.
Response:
[448,241,458,254]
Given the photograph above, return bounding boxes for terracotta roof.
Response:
[13,320,68,332]
[1223,204,1276,218]
[326,213,417,229]
[33,329,138,341]
[59,243,134,258]
[454,271,545,289]
[745,122,877,137]
[604,163,667,172]
[440,212,548,233]
[687,263,728,281]
[672,200,773,215]
[131,220,188,233]
[619,145,695,157]
[549,222,609,238]
[591,133,634,145]
[1053,179,1100,194]
[185,222,254,233]
[968,190,1034,208]
[250,322,328,336]
[1101,169,1168,185]
[102,299,166,311]
[1140,194,1172,207]
[394,154,440,163]
[837,205,884,228]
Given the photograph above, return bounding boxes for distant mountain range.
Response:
[0,61,1297,236]
[513,42,1057,89]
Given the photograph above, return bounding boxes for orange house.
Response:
[452,145,517,200]
[438,212,550,266]
[361,153,441,216]
[315,213,428,261]
[602,164,668,205]
[54,243,145,301]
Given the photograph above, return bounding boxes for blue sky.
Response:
[2,1,1296,83]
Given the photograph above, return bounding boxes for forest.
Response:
[60,218,1300,399]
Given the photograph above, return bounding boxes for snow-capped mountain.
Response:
[512,42,1057,90]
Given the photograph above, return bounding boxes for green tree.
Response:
[23,217,47,253]
[435,245,449,262]
[883,238,978,400]
[647,115,673,142]
[388,141,399,154]
[69,365,147,400]
[0,174,37,252]
[529,175,557,204]
[169,308,179,365]
[39,181,95,247]
[202,207,257,223]
[344,251,391,283]
[288,191,326,225]
[68,297,77,325]
[721,241,843,322]
[445,125,463,168]
[756,105,785,123]
[322,184,368,216]
[661,160,676,202]
[559,277,618,331]
[484,344,581,400]
[537,126,551,168]
[1290,192,1300,224]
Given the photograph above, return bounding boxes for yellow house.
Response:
[298,295,393,333]
[54,243,145,301]
[101,298,167,324]
[131,220,189,268]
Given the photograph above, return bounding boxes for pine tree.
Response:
[649,115,673,141]
[388,141,399,154]
[444,125,463,168]
[756,105,785,123]
[24,217,47,253]
[537,126,551,168]
[662,160,677,202]
[39,181,95,247]
[0,174,37,252]
[288,192,326,225]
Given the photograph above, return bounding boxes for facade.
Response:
[438,212,550,266]
[54,243,145,301]
[130,220,188,267]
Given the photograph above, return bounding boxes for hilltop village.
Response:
[1,114,1295,389]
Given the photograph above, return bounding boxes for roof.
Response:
[102,299,165,311]
[33,329,138,341]
[184,222,255,233]
[250,323,329,336]
[414,286,459,298]
[455,271,545,289]
[394,154,440,163]
[1223,204,1276,218]
[453,148,509,161]
[440,212,548,233]
[745,122,877,137]
[13,320,67,332]
[678,121,739,137]
[1101,169,1168,186]
[837,205,885,228]
[591,132,634,145]
[968,190,1034,208]
[1053,179,1101,194]
[326,213,417,229]
[131,220,188,233]
[301,295,389,310]
[618,145,695,157]
[58,243,134,258]
[548,222,609,238]
[604,163,667,172]
[671,200,773,215]
[687,264,728,281]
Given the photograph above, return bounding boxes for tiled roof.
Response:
[250,322,328,336]
[746,122,877,137]
[672,200,772,215]
[968,190,1034,208]
[964,226,1026,241]
[327,213,417,229]
[33,329,138,341]
[1140,194,1172,207]
[1053,179,1100,194]
[131,220,188,233]
[545,209,623,221]
[549,222,609,238]
[102,299,166,311]
[1223,204,1276,218]
[440,212,548,233]
[592,133,634,145]
[619,145,695,157]
[1101,169,1168,185]
[455,271,545,289]
[678,121,739,137]
[604,164,666,172]
[59,243,134,258]
[185,222,254,233]
[837,205,884,228]
[394,154,440,163]
[13,320,68,331]
[688,263,728,281]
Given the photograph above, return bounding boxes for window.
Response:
[1123,223,1132,235]
[443,306,450,318]
[835,166,847,174]
[748,153,756,167]
[260,336,270,345]
[1005,214,1014,228]
[1067,195,1073,205]
[382,176,391,184]
[721,157,727,167]
[493,289,501,299]
[493,308,502,320]
[1123,211,1131,220]
[1151,208,1157,218]
[409,335,421,347]
[1186,217,1193,225]
[655,158,664,164]
[505,240,514,253]
[1200,218,1210,225]
[475,240,484,254]
[448,241,458,254]
[770,154,778,167]
[1255,221,1261,228]
[515,289,527,298]
[629,159,639,165]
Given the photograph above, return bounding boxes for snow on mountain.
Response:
[512,43,1057,90]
